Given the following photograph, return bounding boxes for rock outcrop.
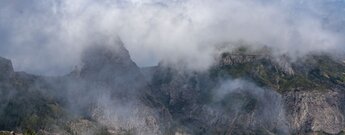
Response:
[284,90,345,134]
[72,41,169,135]
[1,44,345,134]
[149,67,289,134]
[0,57,13,81]
[79,41,147,98]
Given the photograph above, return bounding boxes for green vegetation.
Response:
[23,128,36,135]
[0,90,66,131]
[0,74,68,134]
[211,54,345,93]
[0,131,13,135]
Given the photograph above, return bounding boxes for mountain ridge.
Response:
[1,43,345,134]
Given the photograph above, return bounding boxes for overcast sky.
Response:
[0,0,345,75]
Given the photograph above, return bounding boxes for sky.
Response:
[0,0,345,75]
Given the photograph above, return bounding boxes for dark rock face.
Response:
[79,41,147,98]
[80,41,140,81]
[0,65,65,132]
[0,57,13,81]
[220,53,260,65]
[66,41,170,134]
[149,67,289,134]
[0,42,168,134]
[1,44,345,135]
[214,53,345,134]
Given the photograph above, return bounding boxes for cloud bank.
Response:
[0,0,344,75]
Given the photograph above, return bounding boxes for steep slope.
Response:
[0,57,13,81]
[0,41,170,135]
[1,44,345,135]
[149,64,288,134]
[211,52,345,134]
[73,42,170,135]
[0,57,67,134]
[144,49,345,134]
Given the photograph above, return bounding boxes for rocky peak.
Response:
[219,52,296,75]
[220,53,260,65]
[0,57,13,80]
[80,40,141,80]
[78,39,147,97]
[81,41,130,70]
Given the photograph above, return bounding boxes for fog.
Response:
[213,79,289,134]
[1,1,345,134]
[0,0,344,75]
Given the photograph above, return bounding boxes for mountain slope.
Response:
[1,44,345,134]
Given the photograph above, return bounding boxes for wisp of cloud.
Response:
[0,0,344,75]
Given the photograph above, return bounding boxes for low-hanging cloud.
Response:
[213,79,289,134]
[0,0,344,75]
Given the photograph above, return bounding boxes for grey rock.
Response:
[284,90,345,134]
[0,57,13,80]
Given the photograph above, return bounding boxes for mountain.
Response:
[1,42,345,135]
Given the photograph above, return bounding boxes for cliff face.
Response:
[284,90,345,134]
[0,42,170,135]
[1,44,345,135]
[0,57,13,81]
[212,53,345,134]
[149,67,288,134]
[66,42,172,135]
[79,43,166,134]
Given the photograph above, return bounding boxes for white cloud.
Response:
[0,0,344,75]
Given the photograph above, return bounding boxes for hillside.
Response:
[1,44,345,135]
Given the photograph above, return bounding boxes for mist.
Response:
[2,1,345,134]
[0,0,344,75]
[210,79,289,134]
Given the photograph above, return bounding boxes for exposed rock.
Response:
[220,53,295,75]
[149,66,289,134]
[76,42,169,135]
[271,55,295,75]
[0,131,22,135]
[0,57,13,80]
[220,53,259,65]
[79,41,146,98]
[66,119,110,135]
[90,101,162,135]
[1,44,345,135]
[284,90,345,134]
